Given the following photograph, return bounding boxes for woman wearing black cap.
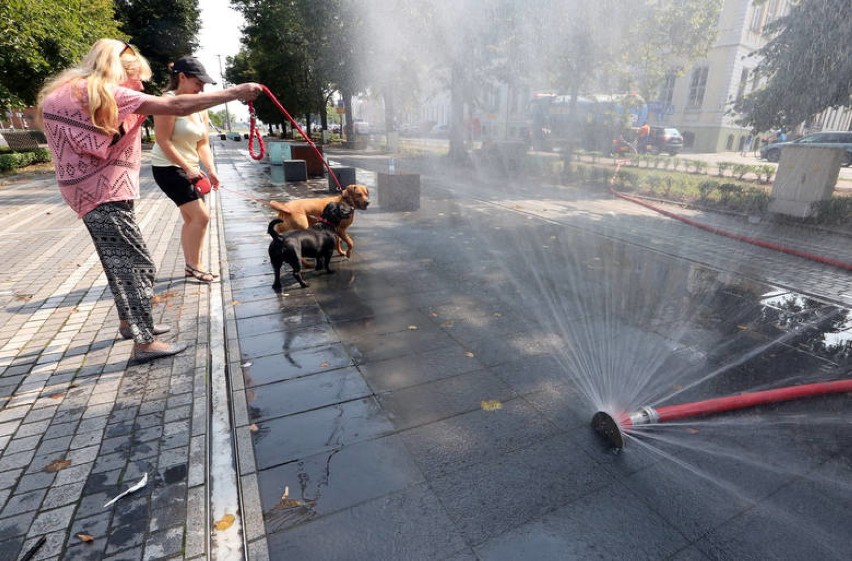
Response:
[151,56,221,283]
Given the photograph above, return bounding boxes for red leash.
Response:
[247,85,344,192]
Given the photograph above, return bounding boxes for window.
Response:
[659,73,676,107]
[687,67,709,109]
[750,4,765,32]
[736,68,749,100]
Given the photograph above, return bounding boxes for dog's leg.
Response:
[270,248,283,293]
[290,249,309,288]
[322,249,335,274]
[336,232,354,258]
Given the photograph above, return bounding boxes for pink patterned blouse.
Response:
[41,83,153,217]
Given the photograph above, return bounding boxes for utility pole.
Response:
[215,54,232,132]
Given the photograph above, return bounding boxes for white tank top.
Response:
[150,92,207,169]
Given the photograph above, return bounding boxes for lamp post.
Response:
[215,54,232,132]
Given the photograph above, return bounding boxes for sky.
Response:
[195,0,248,122]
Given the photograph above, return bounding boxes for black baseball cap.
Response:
[172,56,216,84]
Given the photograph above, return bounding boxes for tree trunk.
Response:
[448,63,469,165]
[342,89,354,148]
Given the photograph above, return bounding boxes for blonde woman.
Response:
[37,39,261,364]
[151,56,220,283]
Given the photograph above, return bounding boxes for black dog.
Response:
[268,202,354,291]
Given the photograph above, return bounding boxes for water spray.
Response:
[592,378,852,450]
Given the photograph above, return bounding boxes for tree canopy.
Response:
[0,0,202,111]
[0,0,123,110]
[735,0,852,131]
[113,0,202,91]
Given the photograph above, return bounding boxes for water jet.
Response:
[592,379,852,450]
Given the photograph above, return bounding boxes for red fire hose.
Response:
[608,160,852,271]
[592,378,852,449]
[246,85,344,192]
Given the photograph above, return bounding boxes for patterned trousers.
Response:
[83,201,157,344]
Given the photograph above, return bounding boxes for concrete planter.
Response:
[377,172,420,211]
[291,144,325,177]
[769,145,843,218]
[266,140,291,165]
[329,166,356,193]
[283,160,307,182]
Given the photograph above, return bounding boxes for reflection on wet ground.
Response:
[218,147,851,560]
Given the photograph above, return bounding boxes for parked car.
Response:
[353,120,370,135]
[759,131,852,166]
[430,123,449,137]
[647,126,683,155]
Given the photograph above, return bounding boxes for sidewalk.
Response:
[1,141,850,561]
[0,169,221,560]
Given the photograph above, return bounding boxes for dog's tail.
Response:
[267,219,284,239]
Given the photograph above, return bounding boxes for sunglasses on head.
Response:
[120,41,136,56]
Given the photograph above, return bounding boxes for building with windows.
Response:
[390,0,851,153]
[656,0,851,153]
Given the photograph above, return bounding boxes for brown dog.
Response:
[268,184,370,258]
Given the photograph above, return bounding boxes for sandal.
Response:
[185,265,216,283]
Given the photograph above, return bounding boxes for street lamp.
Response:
[215,54,232,132]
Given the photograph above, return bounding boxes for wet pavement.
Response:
[0,138,849,560]
[213,142,851,560]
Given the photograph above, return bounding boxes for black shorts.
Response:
[152,165,202,207]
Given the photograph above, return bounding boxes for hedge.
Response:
[0,148,52,172]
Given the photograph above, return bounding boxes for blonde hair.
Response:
[36,39,152,135]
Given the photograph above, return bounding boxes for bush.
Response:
[698,180,719,201]
[718,182,743,205]
[0,148,51,172]
[811,197,852,224]
[614,169,639,190]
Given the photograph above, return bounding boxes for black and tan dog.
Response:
[268,184,370,258]
[268,202,354,291]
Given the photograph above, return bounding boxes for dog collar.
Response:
[314,216,334,227]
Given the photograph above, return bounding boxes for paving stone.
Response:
[1,487,47,518]
[13,471,56,494]
[0,509,38,539]
[0,449,37,471]
[183,487,206,558]
[74,492,112,520]
[4,434,42,456]
[14,419,51,439]
[19,529,66,560]
[105,512,148,554]
[42,421,78,441]
[142,526,183,559]
[41,481,85,510]
[35,436,73,458]
[29,503,76,535]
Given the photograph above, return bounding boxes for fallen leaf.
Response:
[319,361,329,367]
[481,400,503,411]
[248,424,259,432]
[464,351,475,358]
[408,325,418,331]
[44,459,72,473]
[76,533,95,543]
[214,514,236,531]
[232,300,241,306]
[493,312,502,317]
[736,324,748,330]
[48,392,65,400]
[431,312,439,318]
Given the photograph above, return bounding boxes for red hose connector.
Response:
[593,378,852,450]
